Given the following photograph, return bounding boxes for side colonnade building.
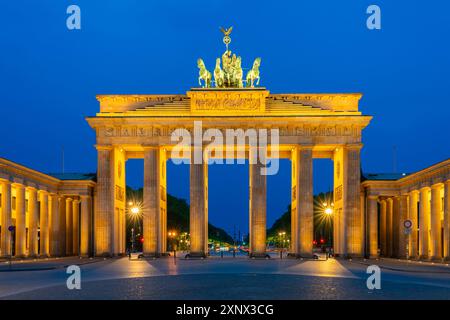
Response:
[362,159,450,261]
[0,158,95,258]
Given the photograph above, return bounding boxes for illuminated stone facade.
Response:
[0,158,95,258]
[86,88,372,258]
[362,159,450,260]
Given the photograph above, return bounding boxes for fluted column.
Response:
[39,190,49,257]
[419,187,430,259]
[95,146,113,256]
[408,190,419,259]
[72,199,80,255]
[14,184,26,257]
[49,193,60,256]
[249,148,268,258]
[444,180,450,261]
[386,197,393,257]
[392,196,401,257]
[430,184,443,260]
[367,195,378,258]
[0,180,12,258]
[143,147,160,256]
[80,195,91,256]
[27,187,38,257]
[58,196,66,255]
[65,197,73,256]
[189,147,208,257]
[292,146,313,258]
[379,199,387,256]
[398,195,408,258]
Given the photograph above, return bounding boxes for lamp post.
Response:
[278,231,286,259]
[323,205,333,258]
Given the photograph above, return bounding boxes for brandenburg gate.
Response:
[86,29,372,258]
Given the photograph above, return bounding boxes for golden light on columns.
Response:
[127,200,143,222]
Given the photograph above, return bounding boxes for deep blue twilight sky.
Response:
[1,1,449,236]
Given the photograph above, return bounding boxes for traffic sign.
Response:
[403,220,412,229]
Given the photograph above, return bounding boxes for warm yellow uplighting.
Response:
[168,231,177,237]
[130,206,140,215]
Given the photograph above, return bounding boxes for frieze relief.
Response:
[101,124,362,138]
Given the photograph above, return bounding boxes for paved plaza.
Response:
[1,255,450,300]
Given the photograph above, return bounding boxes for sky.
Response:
[1,1,449,236]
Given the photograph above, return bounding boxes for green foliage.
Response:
[126,187,234,245]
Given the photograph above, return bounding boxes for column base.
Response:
[142,252,161,259]
[185,252,207,259]
[249,252,270,259]
[430,256,444,262]
[287,252,313,259]
[419,254,429,260]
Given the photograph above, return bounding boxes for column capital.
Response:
[95,144,113,151]
[142,145,161,151]
[79,194,91,200]
[409,189,420,195]
[297,144,314,151]
[367,195,379,200]
[431,183,444,190]
[12,182,25,189]
[420,186,431,192]
[38,189,49,195]
[0,178,11,185]
[345,143,363,150]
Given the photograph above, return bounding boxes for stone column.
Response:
[0,180,11,258]
[398,195,408,259]
[292,146,313,258]
[95,146,113,256]
[249,148,268,258]
[80,195,91,256]
[14,184,26,257]
[27,187,38,257]
[430,184,443,260]
[379,199,387,256]
[419,187,430,259]
[65,197,73,256]
[59,196,66,255]
[72,199,80,255]
[143,147,161,256]
[367,195,379,258]
[386,197,393,257]
[444,180,450,261]
[189,147,208,257]
[39,190,49,257]
[49,193,60,257]
[392,196,400,257]
[409,190,419,259]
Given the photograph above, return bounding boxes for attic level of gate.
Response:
[95,89,364,117]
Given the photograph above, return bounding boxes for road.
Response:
[1,255,450,299]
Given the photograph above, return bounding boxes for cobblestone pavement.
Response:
[1,256,450,299]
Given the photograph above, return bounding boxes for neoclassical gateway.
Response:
[0,90,449,260]
[0,30,449,260]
